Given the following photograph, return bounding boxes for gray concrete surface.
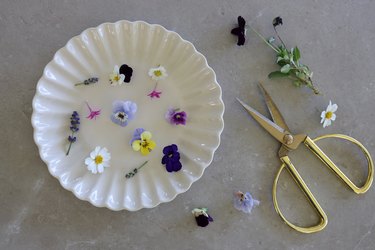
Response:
[1,0,375,249]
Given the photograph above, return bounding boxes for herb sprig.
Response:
[249,16,319,94]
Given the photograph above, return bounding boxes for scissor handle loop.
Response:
[273,134,374,233]
[306,134,374,194]
[273,157,328,233]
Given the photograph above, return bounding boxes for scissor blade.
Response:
[258,83,290,132]
[237,98,287,144]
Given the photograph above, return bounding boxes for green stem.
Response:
[66,132,75,156]
[138,161,149,170]
[248,26,281,53]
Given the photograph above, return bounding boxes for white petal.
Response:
[331,104,338,113]
[97,164,104,173]
[85,157,93,165]
[323,119,331,128]
[331,113,336,121]
[94,146,101,155]
[114,65,120,73]
[88,162,97,174]
[102,161,110,168]
[320,111,326,119]
[118,74,125,84]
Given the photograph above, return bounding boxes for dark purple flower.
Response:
[192,208,213,227]
[119,64,133,83]
[231,16,246,46]
[162,144,182,172]
[165,108,187,125]
[75,77,99,86]
[273,16,283,27]
[66,111,80,156]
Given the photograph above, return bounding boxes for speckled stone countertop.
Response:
[1,0,375,249]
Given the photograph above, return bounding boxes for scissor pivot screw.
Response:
[283,134,294,145]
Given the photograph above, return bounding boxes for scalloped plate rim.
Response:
[31,20,225,211]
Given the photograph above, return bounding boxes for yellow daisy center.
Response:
[154,70,162,77]
[95,155,103,164]
[114,75,120,81]
[325,111,333,119]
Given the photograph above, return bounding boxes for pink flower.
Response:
[85,101,101,120]
[147,90,162,98]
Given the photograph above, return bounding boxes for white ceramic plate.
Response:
[32,20,224,211]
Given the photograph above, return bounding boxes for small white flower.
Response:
[320,100,338,128]
[84,146,111,174]
[109,65,125,86]
[148,66,168,81]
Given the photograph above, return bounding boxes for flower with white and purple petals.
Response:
[233,191,259,214]
[165,108,187,125]
[111,100,137,127]
[109,65,125,86]
[192,208,213,227]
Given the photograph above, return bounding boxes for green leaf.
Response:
[268,71,290,78]
[280,64,291,73]
[293,80,302,87]
[293,46,301,61]
[276,56,283,63]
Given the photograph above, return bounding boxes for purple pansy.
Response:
[119,64,133,83]
[162,144,182,172]
[165,108,187,125]
[130,128,146,145]
[233,191,259,214]
[111,100,137,127]
[192,208,213,227]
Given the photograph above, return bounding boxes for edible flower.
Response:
[84,146,111,174]
[192,208,213,227]
[111,100,137,127]
[148,65,168,81]
[233,191,260,214]
[109,65,125,86]
[165,108,187,125]
[320,100,338,128]
[131,131,156,156]
[66,111,80,156]
[162,144,182,172]
[85,101,101,120]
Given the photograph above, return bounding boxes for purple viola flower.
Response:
[119,64,133,83]
[192,208,213,227]
[111,100,137,127]
[130,128,145,145]
[233,191,259,214]
[161,144,182,172]
[165,108,187,125]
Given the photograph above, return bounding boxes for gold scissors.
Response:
[237,83,374,233]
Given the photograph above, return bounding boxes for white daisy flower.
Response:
[109,65,125,86]
[84,146,111,174]
[320,100,338,128]
[148,66,168,81]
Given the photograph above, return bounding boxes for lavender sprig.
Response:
[66,111,80,156]
[75,77,99,86]
[125,161,148,179]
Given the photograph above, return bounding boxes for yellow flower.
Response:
[132,131,156,156]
